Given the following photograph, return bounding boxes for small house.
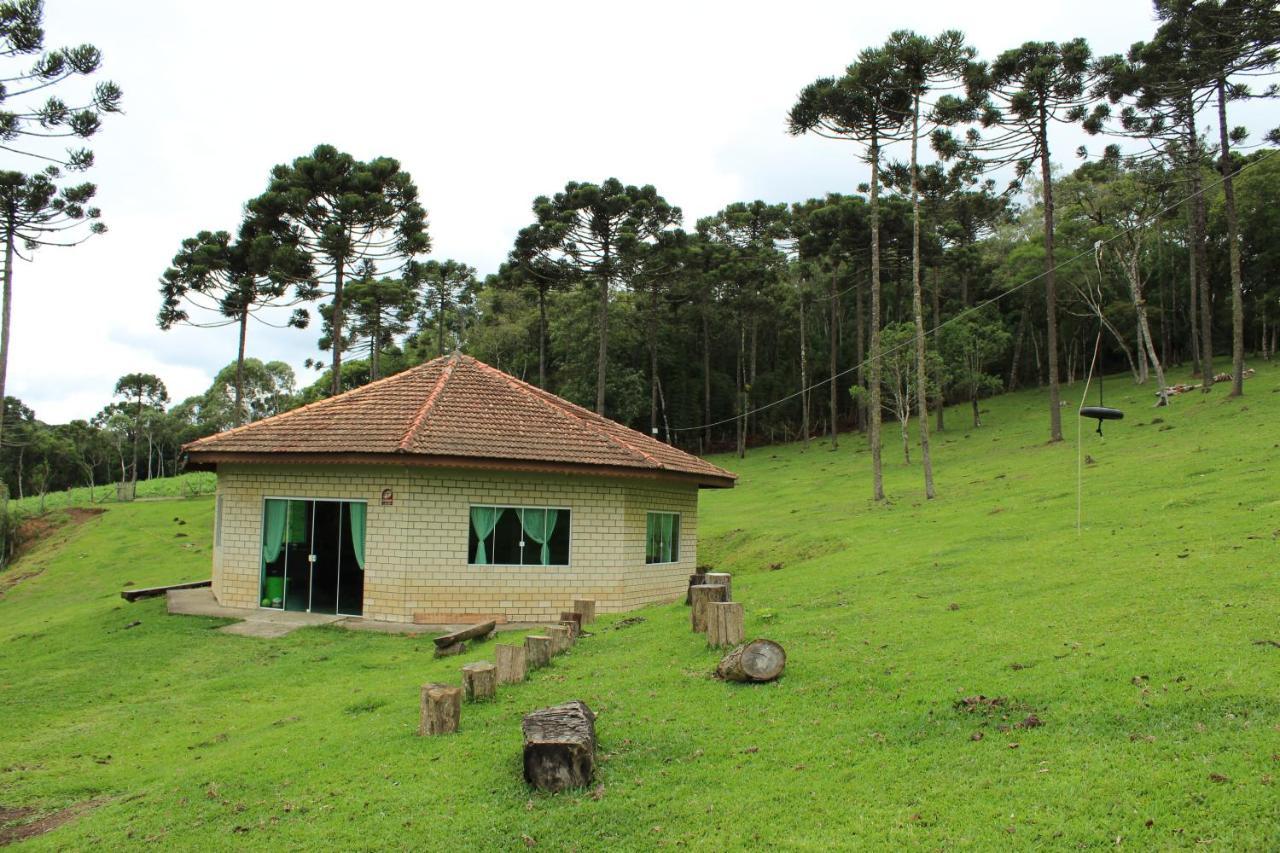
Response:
[184,354,737,624]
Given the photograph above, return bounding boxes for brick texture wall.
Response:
[211,463,701,622]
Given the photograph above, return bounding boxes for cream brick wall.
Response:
[211,463,702,623]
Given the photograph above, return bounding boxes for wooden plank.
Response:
[120,579,210,602]
[433,620,498,649]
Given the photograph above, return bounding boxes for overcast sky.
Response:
[12,0,1273,423]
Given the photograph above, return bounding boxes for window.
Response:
[646,512,680,564]
[468,506,570,566]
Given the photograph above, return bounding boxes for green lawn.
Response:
[9,472,215,516]
[1,361,1278,849]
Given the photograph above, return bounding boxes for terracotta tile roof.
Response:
[184,354,736,487]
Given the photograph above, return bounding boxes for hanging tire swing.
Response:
[1079,320,1124,436]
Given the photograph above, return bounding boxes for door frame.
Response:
[259,496,369,617]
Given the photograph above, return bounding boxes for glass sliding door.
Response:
[260,498,366,616]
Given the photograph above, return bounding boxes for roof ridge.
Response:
[184,356,450,452]
[465,357,663,470]
[397,352,459,452]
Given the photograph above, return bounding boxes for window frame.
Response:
[645,511,681,565]
[467,504,573,567]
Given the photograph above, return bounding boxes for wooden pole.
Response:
[419,682,461,735]
[525,635,554,669]
[495,643,527,685]
[461,661,497,702]
[706,601,745,648]
[689,584,727,633]
[571,598,596,624]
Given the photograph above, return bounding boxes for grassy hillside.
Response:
[1,361,1277,848]
[9,472,215,516]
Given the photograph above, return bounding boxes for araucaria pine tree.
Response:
[0,0,121,446]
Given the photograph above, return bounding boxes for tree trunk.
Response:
[829,270,839,448]
[855,279,866,432]
[690,583,727,633]
[595,244,611,415]
[715,639,786,683]
[0,221,15,450]
[706,601,745,648]
[932,268,944,433]
[649,293,659,437]
[330,260,346,396]
[1008,296,1029,390]
[418,683,461,736]
[495,643,527,685]
[869,138,885,500]
[461,661,497,702]
[525,634,553,669]
[233,311,248,425]
[908,96,935,498]
[1038,109,1063,442]
[538,286,547,387]
[438,284,447,357]
[702,308,711,450]
[799,292,809,448]
[522,701,597,792]
[1216,81,1245,397]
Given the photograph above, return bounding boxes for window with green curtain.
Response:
[646,512,679,564]
[470,506,569,566]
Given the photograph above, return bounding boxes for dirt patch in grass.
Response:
[0,507,107,598]
[0,797,107,845]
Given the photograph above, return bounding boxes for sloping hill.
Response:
[1,362,1277,848]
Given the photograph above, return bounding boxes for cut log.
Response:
[559,611,582,635]
[559,619,580,641]
[522,700,597,792]
[715,639,786,683]
[571,598,596,624]
[121,579,211,602]
[462,661,497,702]
[495,643,527,684]
[525,635,554,669]
[433,640,469,659]
[704,572,732,602]
[419,682,462,735]
[433,620,497,649]
[684,572,708,605]
[547,624,572,653]
[706,601,745,648]
[689,584,727,633]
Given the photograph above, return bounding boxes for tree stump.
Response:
[715,639,786,683]
[547,624,572,653]
[689,584,727,633]
[495,643,527,684]
[461,661,497,701]
[684,572,708,604]
[525,634,553,669]
[559,618,580,641]
[572,598,596,624]
[522,700,597,792]
[706,601,745,648]
[704,572,732,602]
[559,611,582,635]
[419,682,461,735]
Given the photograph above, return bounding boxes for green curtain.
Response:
[286,500,308,543]
[646,514,659,563]
[661,513,675,563]
[470,507,502,565]
[348,503,366,571]
[262,499,287,564]
[520,508,559,565]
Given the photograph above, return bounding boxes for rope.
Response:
[1076,328,1103,535]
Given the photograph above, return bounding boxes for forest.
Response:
[1,0,1277,506]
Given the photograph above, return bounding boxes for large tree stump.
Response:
[706,601,745,648]
[495,643,527,685]
[704,572,732,602]
[684,572,708,604]
[571,598,596,624]
[462,661,497,701]
[715,639,786,683]
[547,624,572,653]
[525,634,554,669]
[419,682,461,735]
[689,584,727,633]
[522,700,597,792]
